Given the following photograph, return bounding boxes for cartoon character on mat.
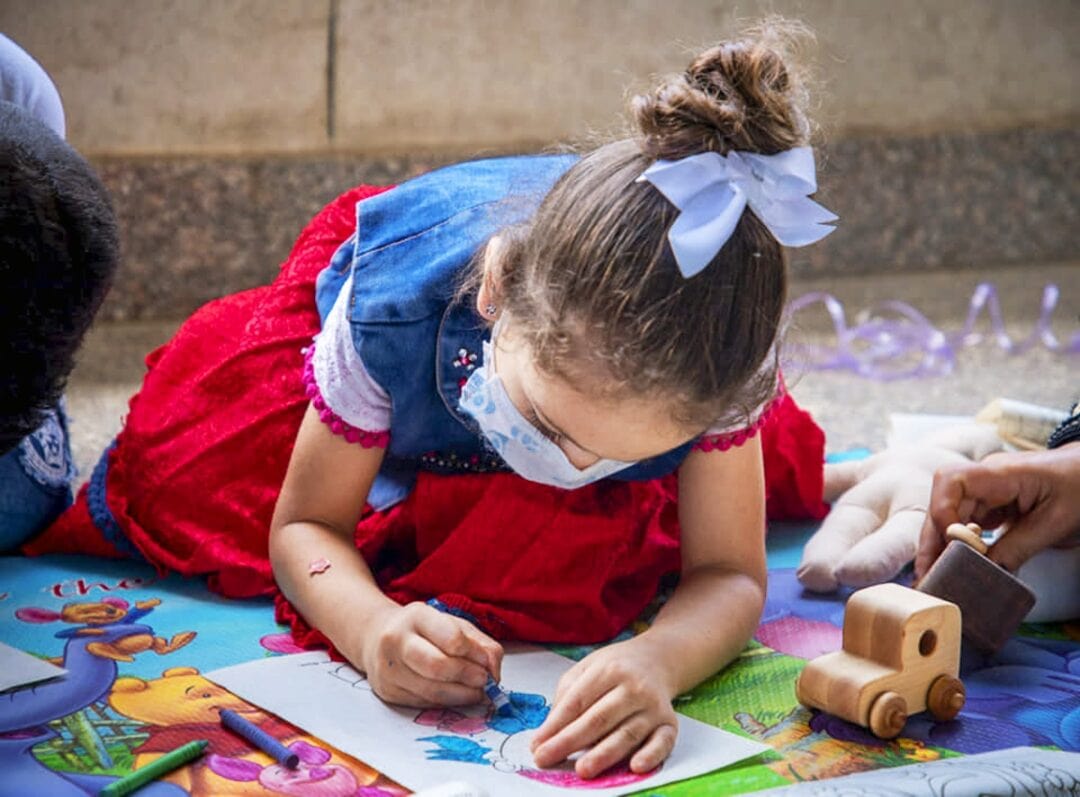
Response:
[207,739,408,797]
[2,598,193,796]
[109,666,383,796]
[16,597,196,662]
[416,691,655,789]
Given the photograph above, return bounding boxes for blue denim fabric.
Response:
[0,403,76,550]
[317,155,694,510]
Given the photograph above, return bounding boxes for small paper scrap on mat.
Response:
[0,641,67,693]
[207,648,767,796]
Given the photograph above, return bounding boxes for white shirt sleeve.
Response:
[307,274,392,434]
[0,34,65,138]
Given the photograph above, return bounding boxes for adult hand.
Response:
[530,639,678,779]
[357,601,503,707]
[797,424,1004,592]
[915,441,1080,577]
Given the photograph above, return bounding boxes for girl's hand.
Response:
[357,601,503,708]
[529,640,678,779]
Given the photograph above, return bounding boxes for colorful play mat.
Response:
[2,519,1077,796]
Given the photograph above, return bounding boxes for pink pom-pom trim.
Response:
[692,391,783,453]
[302,344,390,449]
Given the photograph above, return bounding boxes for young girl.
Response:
[33,24,833,778]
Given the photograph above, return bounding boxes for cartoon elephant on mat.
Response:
[1,599,193,797]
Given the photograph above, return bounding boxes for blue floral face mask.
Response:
[458,335,635,489]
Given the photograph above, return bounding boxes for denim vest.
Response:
[316,155,694,509]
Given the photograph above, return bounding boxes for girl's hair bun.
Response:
[632,20,812,160]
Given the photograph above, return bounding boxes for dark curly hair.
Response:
[0,101,119,455]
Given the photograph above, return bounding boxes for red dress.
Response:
[28,184,827,647]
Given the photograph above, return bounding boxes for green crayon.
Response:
[99,739,208,797]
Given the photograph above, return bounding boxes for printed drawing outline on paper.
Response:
[299,658,655,790]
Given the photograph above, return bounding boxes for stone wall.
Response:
[2,0,1077,319]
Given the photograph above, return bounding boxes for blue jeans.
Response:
[0,404,75,551]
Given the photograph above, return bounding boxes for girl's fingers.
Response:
[532,666,613,750]
[572,712,660,780]
[531,685,626,768]
[628,723,678,774]
[552,658,593,706]
[377,680,444,709]
[415,608,503,675]
[387,660,486,707]
[400,633,490,688]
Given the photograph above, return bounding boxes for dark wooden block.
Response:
[916,540,1036,654]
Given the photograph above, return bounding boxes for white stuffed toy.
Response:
[798,419,1080,623]
[797,424,1004,593]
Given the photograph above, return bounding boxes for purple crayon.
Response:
[220,708,299,769]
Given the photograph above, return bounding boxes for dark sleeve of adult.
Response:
[1047,400,1080,450]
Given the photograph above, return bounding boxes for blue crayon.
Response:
[220,709,299,769]
[484,675,513,712]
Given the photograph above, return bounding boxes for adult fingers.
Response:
[916,460,1023,577]
[797,503,883,592]
[532,686,627,769]
[834,508,924,588]
[914,511,947,579]
[988,504,1078,572]
[926,459,1026,532]
[415,607,504,677]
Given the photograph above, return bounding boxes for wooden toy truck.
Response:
[795,583,966,739]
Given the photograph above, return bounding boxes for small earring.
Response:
[484,303,498,317]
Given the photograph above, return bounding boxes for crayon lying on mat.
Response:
[220,708,299,768]
[99,739,208,797]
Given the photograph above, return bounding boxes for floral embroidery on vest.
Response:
[419,450,509,475]
[452,346,480,388]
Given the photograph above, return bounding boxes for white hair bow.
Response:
[636,146,838,278]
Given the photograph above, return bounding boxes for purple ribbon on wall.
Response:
[783,282,1080,381]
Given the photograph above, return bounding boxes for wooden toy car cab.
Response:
[795,583,965,739]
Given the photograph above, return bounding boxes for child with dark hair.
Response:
[0,36,119,549]
[36,23,832,775]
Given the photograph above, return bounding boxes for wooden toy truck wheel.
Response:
[868,691,907,739]
[927,674,966,721]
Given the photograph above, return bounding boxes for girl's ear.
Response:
[476,235,506,322]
